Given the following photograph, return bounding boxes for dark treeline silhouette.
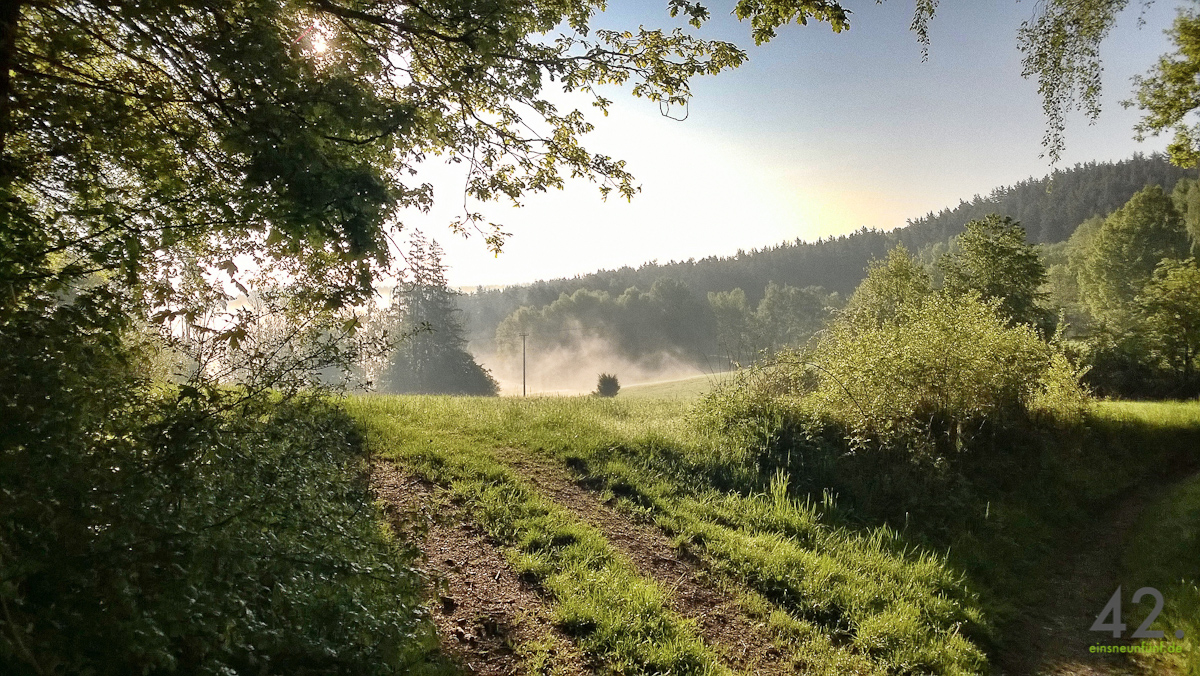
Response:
[461,153,1192,353]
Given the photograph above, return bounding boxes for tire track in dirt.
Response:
[491,449,792,676]
[372,460,589,676]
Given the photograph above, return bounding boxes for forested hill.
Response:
[459,153,1191,342]
[902,152,1193,244]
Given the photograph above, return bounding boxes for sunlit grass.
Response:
[1095,400,1200,430]
[349,395,727,676]
[349,394,989,675]
[348,394,1200,675]
[617,373,729,400]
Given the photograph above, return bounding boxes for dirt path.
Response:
[371,461,589,676]
[1002,496,1146,675]
[492,449,793,675]
[1001,473,1198,676]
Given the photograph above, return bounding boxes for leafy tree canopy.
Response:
[1130,2,1200,167]
[1079,185,1192,328]
[842,245,932,329]
[1,0,1176,330]
[1136,257,1200,390]
[939,215,1049,329]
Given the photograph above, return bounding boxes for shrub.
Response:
[696,291,1090,530]
[595,373,620,397]
[0,295,442,675]
[809,291,1089,448]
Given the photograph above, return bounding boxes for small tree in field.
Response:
[596,373,620,397]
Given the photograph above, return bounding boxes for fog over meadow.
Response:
[474,337,718,396]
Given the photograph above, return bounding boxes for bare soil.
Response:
[371,460,589,676]
[492,449,794,675]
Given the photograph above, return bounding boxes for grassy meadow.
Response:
[616,374,727,400]
[349,390,1200,675]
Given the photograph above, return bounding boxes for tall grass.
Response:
[350,396,728,676]
[350,395,990,675]
[1123,470,1200,675]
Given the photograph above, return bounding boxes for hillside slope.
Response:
[459,153,1190,344]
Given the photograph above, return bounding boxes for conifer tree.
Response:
[381,234,498,395]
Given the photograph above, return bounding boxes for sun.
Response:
[311,32,329,54]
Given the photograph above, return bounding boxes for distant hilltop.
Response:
[458,153,1192,346]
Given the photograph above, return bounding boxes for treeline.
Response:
[1045,181,1200,397]
[493,278,841,368]
[461,153,1191,352]
[461,153,1191,372]
[903,152,1193,245]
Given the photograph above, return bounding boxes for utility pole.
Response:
[520,332,527,397]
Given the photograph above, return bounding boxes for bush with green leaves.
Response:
[697,289,1089,529]
[595,373,620,397]
[0,292,443,676]
[809,291,1088,446]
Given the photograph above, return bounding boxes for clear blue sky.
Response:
[407,1,1183,289]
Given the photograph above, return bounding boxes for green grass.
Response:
[1124,470,1200,674]
[617,373,728,400]
[349,396,728,676]
[349,395,988,675]
[1095,400,1200,431]
[348,394,1200,675]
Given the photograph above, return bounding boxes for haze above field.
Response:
[397,1,1181,288]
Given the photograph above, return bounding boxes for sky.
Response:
[397,0,1182,289]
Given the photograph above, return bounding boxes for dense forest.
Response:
[459,154,1195,378]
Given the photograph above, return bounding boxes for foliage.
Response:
[1067,332,1168,399]
[1172,177,1200,257]
[0,295,442,675]
[816,292,1088,446]
[708,282,837,366]
[1135,258,1200,394]
[595,373,620,397]
[939,215,1050,330]
[495,277,715,366]
[694,284,1089,544]
[4,0,823,324]
[1130,3,1200,167]
[378,235,498,396]
[708,287,758,365]
[841,245,932,329]
[1078,185,1192,329]
[1015,0,1155,162]
[459,156,1191,354]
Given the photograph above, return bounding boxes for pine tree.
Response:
[381,235,498,395]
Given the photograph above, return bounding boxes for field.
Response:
[616,373,728,400]
[348,394,1200,675]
